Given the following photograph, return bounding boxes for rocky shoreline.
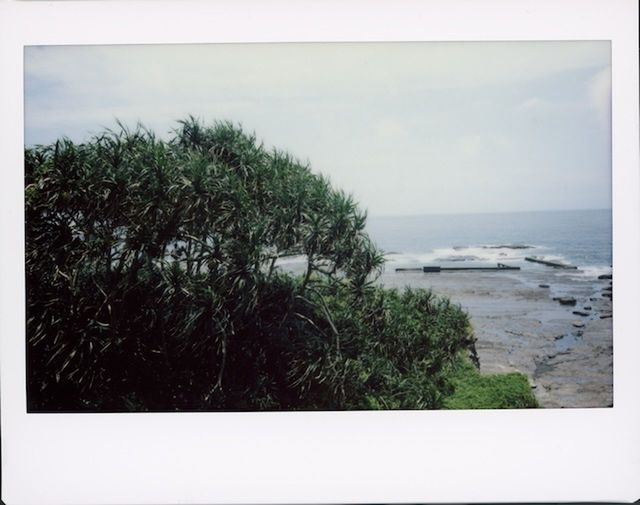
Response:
[378,266,613,408]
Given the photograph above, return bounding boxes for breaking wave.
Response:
[384,244,544,266]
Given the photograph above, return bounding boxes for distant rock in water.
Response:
[557,297,577,306]
[598,273,613,280]
[483,244,534,250]
[572,310,590,317]
[539,284,550,288]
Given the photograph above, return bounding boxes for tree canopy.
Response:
[25,118,476,411]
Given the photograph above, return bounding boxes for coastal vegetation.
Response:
[25,118,535,412]
[443,360,538,409]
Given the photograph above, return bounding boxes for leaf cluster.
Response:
[25,118,475,411]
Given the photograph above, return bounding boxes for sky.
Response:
[24,42,611,216]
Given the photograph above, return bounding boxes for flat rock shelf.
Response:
[378,267,613,408]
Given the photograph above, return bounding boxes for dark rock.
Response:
[572,310,590,317]
[539,284,550,288]
[598,274,612,280]
[572,321,585,328]
[484,244,533,250]
[602,292,612,299]
[554,334,564,340]
[583,306,592,310]
[600,313,612,319]
[589,297,599,302]
[558,297,577,306]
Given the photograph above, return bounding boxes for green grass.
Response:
[443,358,539,410]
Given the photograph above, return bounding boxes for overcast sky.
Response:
[25,42,611,216]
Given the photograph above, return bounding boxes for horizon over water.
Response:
[366,208,612,279]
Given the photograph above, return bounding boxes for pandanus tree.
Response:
[25,118,474,412]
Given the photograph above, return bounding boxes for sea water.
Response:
[366,209,612,279]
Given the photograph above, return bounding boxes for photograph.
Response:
[3,1,639,504]
[24,41,613,413]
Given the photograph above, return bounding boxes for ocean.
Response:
[366,209,612,280]
[276,208,614,407]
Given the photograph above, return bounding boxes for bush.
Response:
[443,360,539,409]
[26,118,477,411]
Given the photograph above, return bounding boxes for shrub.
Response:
[443,360,539,409]
[25,118,476,411]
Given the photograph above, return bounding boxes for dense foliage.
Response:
[26,118,477,412]
[443,360,538,409]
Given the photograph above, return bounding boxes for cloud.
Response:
[24,42,612,215]
[373,119,410,141]
[518,97,548,111]
[25,41,611,104]
[589,66,611,128]
[457,133,513,158]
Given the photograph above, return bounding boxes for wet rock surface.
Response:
[379,267,613,408]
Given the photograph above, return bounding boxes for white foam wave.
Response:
[576,265,613,279]
[385,244,545,266]
[274,247,610,280]
[524,253,609,274]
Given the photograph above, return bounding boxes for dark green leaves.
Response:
[25,118,474,412]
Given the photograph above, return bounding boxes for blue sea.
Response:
[366,209,612,279]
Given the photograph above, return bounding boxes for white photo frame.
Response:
[1,1,639,504]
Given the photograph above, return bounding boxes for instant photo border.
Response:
[1,1,639,503]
